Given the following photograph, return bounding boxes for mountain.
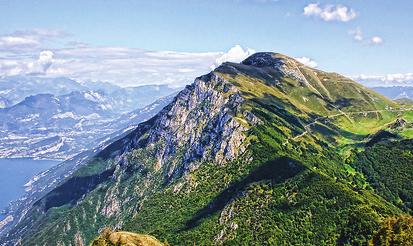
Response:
[371,86,413,100]
[0,91,116,129]
[0,93,174,160]
[84,82,180,112]
[0,91,115,160]
[0,76,87,105]
[0,91,116,159]
[0,76,180,112]
[2,52,413,245]
[0,87,178,159]
[356,76,413,88]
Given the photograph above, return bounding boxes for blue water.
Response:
[0,158,60,220]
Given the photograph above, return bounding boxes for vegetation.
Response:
[91,228,165,246]
[370,215,413,246]
[351,140,413,212]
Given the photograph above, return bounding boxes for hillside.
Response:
[1,52,413,245]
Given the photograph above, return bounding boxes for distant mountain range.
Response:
[0,76,180,159]
[371,86,413,100]
[0,94,175,160]
[0,76,85,106]
[0,76,178,112]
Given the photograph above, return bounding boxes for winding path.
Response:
[290,108,413,141]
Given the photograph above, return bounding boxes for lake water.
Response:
[0,158,60,220]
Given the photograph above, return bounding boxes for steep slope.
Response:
[2,52,412,245]
[370,215,413,245]
[0,96,175,235]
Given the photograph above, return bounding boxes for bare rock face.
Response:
[74,232,85,246]
[144,72,251,178]
[108,71,257,183]
[389,118,408,129]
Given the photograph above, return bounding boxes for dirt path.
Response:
[290,108,413,141]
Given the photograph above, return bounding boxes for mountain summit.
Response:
[2,52,412,245]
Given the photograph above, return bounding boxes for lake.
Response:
[0,158,60,220]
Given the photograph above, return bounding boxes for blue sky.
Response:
[0,0,412,86]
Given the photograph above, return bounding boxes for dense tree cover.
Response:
[370,215,413,246]
[351,140,413,212]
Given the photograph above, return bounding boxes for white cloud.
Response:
[370,36,383,45]
[211,45,255,69]
[0,36,39,47]
[32,50,54,73]
[0,44,257,87]
[0,61,23,76]
[0,28,67,52]
[353,73,413,87]
[304,3,357,22]
[0,50,55,76]
[349,27,363,41]
[177,68,196,73]
[0,40,329,87]
[0,45,250,87]
[348,28,384,46]
[15,28,68,38]
[3,29,336,88]
[295,57,318,68]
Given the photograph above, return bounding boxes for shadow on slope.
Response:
[34,167,115,211]
[184,157,306,230]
